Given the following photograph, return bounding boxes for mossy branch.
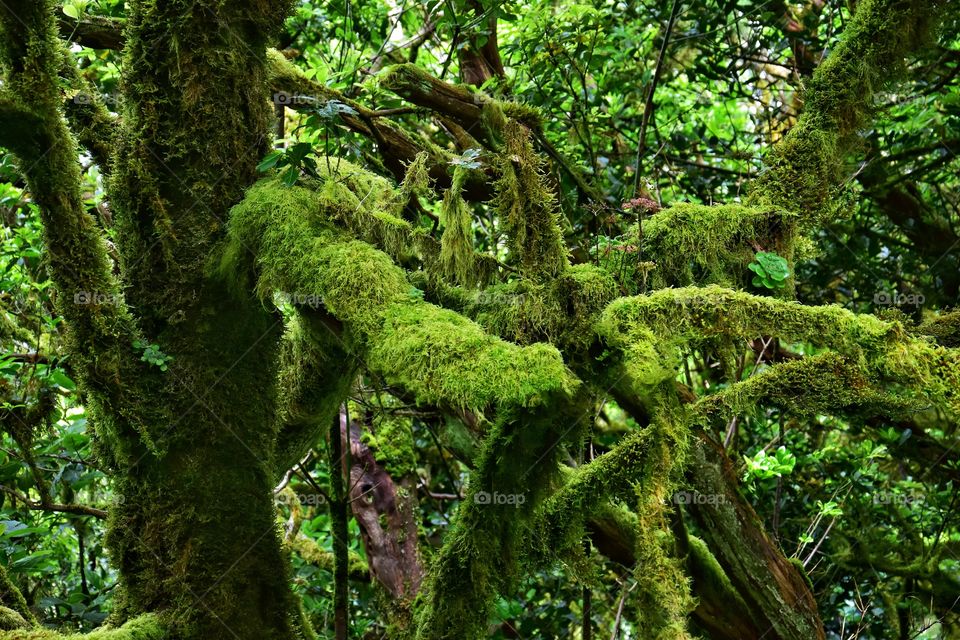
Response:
[0,0,164,462]
[0,614,165,639]
[220,176,579,413]
[598,285,960,415]
[749,0,944,227]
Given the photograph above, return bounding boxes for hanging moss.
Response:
[273,313,357,477]
[491,120,569,280]
[439,165,475,285]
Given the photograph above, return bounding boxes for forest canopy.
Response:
[1,0,959,639]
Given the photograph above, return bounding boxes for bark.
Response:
[686,431,825,640]
[343,420,424,633]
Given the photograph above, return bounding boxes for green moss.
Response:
[220,176,579,414]
[691,352,913,426]
[598,286,958,406]
[366,413,418,479]
[0,563,35,629]
[0,607,29,632]
[369,301,576,409]
[288,536,369,579]
[640,203,794,289]
[0,614,165,639]
[491,120,569,280]
[464,265,616,353]
[749,0,941,228]
[439,165,475,285]
[273,314,357,477]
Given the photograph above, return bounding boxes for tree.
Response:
[0,0,958,639]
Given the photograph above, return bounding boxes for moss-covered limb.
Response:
[626,391,696,640]
[414,263,617,356]
[686,431,824,640]
[264,52,497,201]
[690,352,919,426]
[57,48,115,171]
[110,0,292,335]
[749,0,944,227]
[378,63,542,143]
[639,203,795,289]
[413,391,591,640]
[533,429,653,560]
[273,312,357,478]
[287,536,370,581]
[0,564,35,629]
[221,177,578,412]
[684,535,762,640]
[598,286,960,415]
[493,120,569,280]
[0,1,171,461]
[0,614,165,639]
[57,15,125,50]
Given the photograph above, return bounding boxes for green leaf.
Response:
[48,369,76,391]
[281,165,299,187]
[755,251,790,281]
[257,150,283,172]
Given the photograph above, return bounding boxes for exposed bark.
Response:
[686,431,825,640]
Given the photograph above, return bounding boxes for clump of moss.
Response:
[220,175,578,414]
[641,203,794,289]
[439,165,475,285]
[491,120,569,280]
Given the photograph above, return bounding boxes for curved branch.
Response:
[749,0,946,228]
[0,485,107,519]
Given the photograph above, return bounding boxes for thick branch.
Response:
[749,0,945,227]
[686,431,825,640]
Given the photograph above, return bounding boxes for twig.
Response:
[631,0,683,199]
[0,485,106,519]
